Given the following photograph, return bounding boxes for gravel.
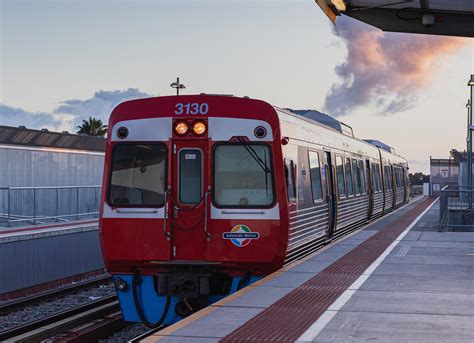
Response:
[0,282,115,332]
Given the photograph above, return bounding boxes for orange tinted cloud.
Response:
[324,17,467,116]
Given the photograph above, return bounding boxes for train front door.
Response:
[325,151,337,239]
[169,140,209,261]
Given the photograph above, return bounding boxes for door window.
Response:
[352,159,360,195]
[359,160,366,194]
[179,149,202,204]
[345,158,354,196]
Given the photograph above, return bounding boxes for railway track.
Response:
[1,295,120,342]
[0,275,117,342]
[0,275,112,315]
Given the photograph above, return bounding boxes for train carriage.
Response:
[99,94,409,326]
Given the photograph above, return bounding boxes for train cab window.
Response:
[214,144,274,207]
[336,156,346,197]
[179,149,202,204]
[109,144,167,206]
[352,159,360,195]
[359,160,366,194]
[345,158,354,196]
[308,151,323,202]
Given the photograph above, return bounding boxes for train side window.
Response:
[308,151,323,202]
[336,155,345,197]
[285,159,296,201]
[345,158,354,196]
[359,160,366,194]
[352,159,360,195]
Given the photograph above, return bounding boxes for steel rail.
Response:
[128,326,166,343]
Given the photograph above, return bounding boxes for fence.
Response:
[0,185,102,226]
[439,185,474,231]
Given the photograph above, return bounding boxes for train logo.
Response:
[222,225,260,247]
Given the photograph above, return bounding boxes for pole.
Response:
[176,77,180,96]
[467,74,474,209]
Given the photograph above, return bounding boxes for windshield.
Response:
[213,144,274,207]
[109,144,167,206]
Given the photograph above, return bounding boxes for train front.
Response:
[99,95,288,326]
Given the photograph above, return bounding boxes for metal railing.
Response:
[439,185,474,231]
[0,185,102,226]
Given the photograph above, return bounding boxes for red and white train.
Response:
[99,95,409,326]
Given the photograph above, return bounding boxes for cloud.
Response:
[55,88,152,126]
[0,104,73,131]
[0,88,152,132]
[324,17,466,116]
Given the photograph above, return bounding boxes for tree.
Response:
[408,172,430,186]
[76,117,107,137]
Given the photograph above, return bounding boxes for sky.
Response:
[1,0,473,174]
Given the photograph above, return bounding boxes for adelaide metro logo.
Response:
[222,224,260,247]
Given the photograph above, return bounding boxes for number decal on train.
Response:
[175,103,209,115]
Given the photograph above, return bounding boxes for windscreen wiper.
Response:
[238,138,271,174]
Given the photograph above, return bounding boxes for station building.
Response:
[429,155,459,195]
[0,125,105,225]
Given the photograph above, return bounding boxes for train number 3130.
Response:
[175,103,209,115]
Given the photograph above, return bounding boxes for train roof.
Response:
[0,125,106,152]
[288,109,354,138]
[363,139,395,154]
[273,105,406,164]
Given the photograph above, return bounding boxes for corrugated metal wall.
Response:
[0,146,104,187]
[0,226,104,293]
[0,146,104,220]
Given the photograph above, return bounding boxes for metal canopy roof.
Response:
[0,125,105,152]
[345,0,474,12]
[316,0,474,37]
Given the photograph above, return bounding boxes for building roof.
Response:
[0,125,105,152]
[449,149,474,164]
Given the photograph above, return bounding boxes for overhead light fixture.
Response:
[468,74,474,87]
[331,0,346,12]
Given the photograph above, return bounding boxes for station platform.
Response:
[0,219,104,300]
[143,197,474,343]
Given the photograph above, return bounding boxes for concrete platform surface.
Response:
[143,198,474,343]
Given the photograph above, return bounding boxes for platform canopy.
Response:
[316,0,474,37]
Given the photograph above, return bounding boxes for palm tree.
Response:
[76,117,107,137]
